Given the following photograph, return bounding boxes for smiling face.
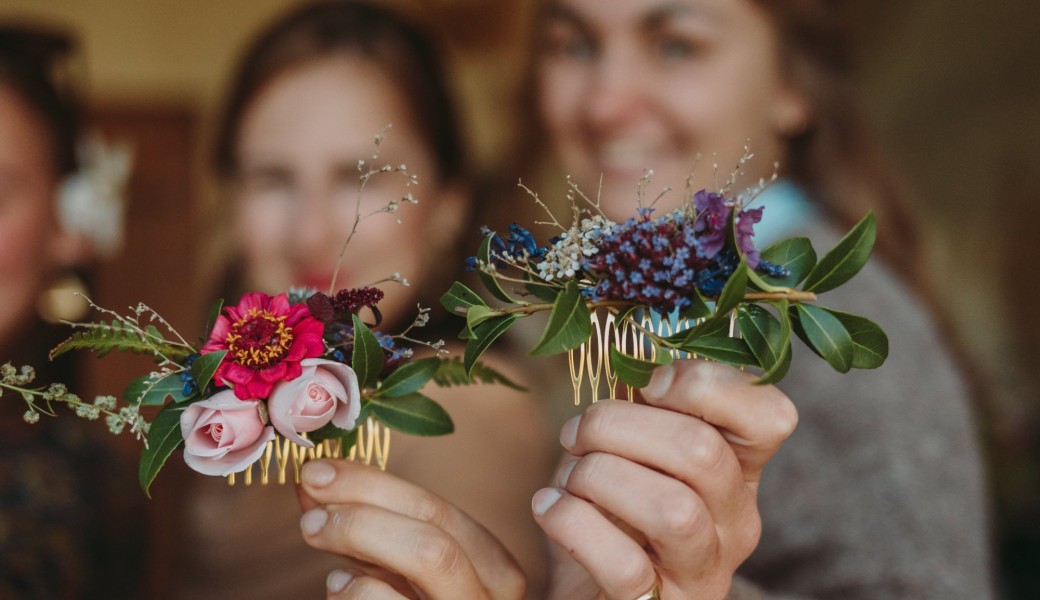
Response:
[232,56,462,321]
[536,0,807,219]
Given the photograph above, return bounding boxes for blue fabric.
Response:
[746,180,817,247]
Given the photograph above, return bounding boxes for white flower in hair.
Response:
[57,134,133,258]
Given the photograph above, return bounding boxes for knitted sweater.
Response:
[730,215,995,599]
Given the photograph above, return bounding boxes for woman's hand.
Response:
[297,459,527,599]
[532,360,798,600]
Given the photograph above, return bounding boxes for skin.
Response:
[233,56,465,320]
[295,1,803,597]
[0,85,80,353]
[537,0,807,218]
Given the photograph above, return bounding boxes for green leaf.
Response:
[609,345,673,388]
[464,315,520,375]
[530,280,593,356]
[679,335,758,367]
[369,393,454,436]
[524,273,561,303]
[759,238,817,288]
[711,256,749,318]
[306,421,358,450]
[203,298,224,340]
[678,290,713,320]
[738,303,788,372]
[822,308,888,369]
[375,357,441,398]
[139,402,185,496]
[123,375,151,406]
[191,350,226,392]
[465,305,499,332]
[477,235,520,303]
[351,315,385,389]
[792,303,854,373]
[440,281,487,317]
[803,212,876,294]
[138,371,193,406]
[432,356,526,391]
[50,320,191,362]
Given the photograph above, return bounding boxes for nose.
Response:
[291,184,339,264]
[584,46,647,131]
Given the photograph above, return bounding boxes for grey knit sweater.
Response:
[730,217,995,599]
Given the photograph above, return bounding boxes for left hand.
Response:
[532,360,798,600]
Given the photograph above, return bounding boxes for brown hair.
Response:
[0,25,81,176]
[753,0,920,281]
[213,0,465,183]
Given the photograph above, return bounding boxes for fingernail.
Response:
[327,569,353,593]
[302,460,336,487]
[300,507,329,535]
[532,488,563,516]
[560,415,580,450]
[642,363,675,401]
[557,460,577,487]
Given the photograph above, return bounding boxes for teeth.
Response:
[598,141,661,170]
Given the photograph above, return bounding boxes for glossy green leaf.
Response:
[465,305,499,332]
[307,421,358,450]
[792,303,853,373]
[369,393,454,436]
[530,280,593,356]
[759,238,817,288]
[803,212,876,294]
[191,350,226,392]
[203,298,224,340]
[375,357,441,398]
[823,308,888,369]
[738,304,787,372]
[609,346,673,388]
[524,273,561,303]
[137,371,193,406]
[712,256,749,318]
[662,313,731,348]
[432,356,526,391]
[122,375,151,406]
[440,281,487,317]
[139,402,185,496]
[464,315,520,375]
[477,235,520,303]
[679,334,758,367]
[351,315,385,389]
[679,290,713,320]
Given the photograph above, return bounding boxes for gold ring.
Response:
[633,585,661,600]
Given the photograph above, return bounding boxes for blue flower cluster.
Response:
[466,224,546,271]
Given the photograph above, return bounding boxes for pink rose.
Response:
[180,390,275,476]
[268,358,361,447]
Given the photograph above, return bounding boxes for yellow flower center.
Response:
[225,308,293,369]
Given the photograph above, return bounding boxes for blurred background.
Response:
[0,0,1037,597]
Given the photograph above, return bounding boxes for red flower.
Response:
[201,292,325,400]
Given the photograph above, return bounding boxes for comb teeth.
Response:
[228,416,391,486]
[569,309,729,405]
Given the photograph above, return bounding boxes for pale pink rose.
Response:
[180,390,275,476]
[268,358,361,448]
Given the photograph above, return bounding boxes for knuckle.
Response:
[411,493,453,529]
[412,528,463,575]
[656,491,707,538]
[678,425,727,473]
[614,556,656,597]
[579,401,617,442]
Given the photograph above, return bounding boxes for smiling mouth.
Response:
[595,140,670,173]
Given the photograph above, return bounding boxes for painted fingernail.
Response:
[302,460,336,487]
[560,415,580,450]
[300,507,329,535]
[327,569,353,593]
[642,362,675,401]
[557,460,577,487]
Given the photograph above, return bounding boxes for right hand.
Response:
[297,459,527,599]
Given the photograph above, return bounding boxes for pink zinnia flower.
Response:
[201,292,325,400]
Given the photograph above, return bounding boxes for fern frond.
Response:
[49,320,192,362]
[433,356,526,392]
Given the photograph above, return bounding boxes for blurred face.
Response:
[233,56,461,320]
[537,0,807,218]
[0,85,63,348]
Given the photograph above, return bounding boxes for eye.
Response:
[240,167,294,197]
[542,21,598,62]
[654,35,699,61]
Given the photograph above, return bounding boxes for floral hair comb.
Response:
[2,129,517,495]
[445,165,887,404]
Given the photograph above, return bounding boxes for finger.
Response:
[560,399,749,523]
[639,360,798,480]
[557,452,727,576]
[301,460,524,597]
[533,487,657,600]
[326,569,410,599]
[302,503,487,600]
